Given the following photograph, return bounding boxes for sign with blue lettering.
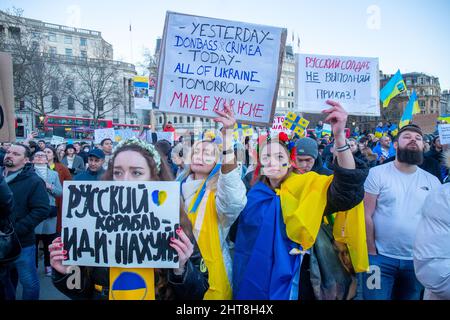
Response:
[156,11,287,126]
[61,181,180,268]
[297,53,380,116]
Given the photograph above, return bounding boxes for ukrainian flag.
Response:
[233,123,253,140]
[133,76,148,88]
[380,70,407,108]
[283,112,309,136]
[399,91,419,128]
[389,124,398,137]
[374,127,384,138]
[109,268,155,300]
[438,114,450,123]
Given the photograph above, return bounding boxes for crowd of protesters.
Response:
[0,103,449,301]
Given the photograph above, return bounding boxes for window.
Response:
[180,117,183,124]
[68,96,74,110]
[19,100,25,110]
[51,96,59,109]
[65,48,73,56]
[80,50,87,58]
[49,46,57,55]
[174,117,177,124]
[187,116,191,123]
[80,37,87,46]
[50,79,59,91]
[8,27,20,40]
[83,99,89,110]
[67,80,74,91]
[159,116,162,124]
[64,35,72,44]
[48,32,56,42]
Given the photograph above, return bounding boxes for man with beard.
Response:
[362,124,441,300]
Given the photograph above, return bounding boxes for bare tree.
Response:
[65,42,123,128]
[0,8,68,119]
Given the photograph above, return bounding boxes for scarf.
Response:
[233,172,368,300]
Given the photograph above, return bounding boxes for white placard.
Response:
[50,135,65,146]
[156,131,175,145]
[270,114,291,135]
[156,11,287,126]
[94,128,115,144]
[62,181,180,268]
[297,53,380,116]
[438,124,450,145]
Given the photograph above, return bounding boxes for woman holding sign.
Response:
[177,104,247,300]
[233,100,369,300]
[49,138,209,300]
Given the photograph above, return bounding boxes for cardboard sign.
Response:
[62,181,180,268]
[438,124,450,145]
[271,115,290,135]
[297,53,380,116]
[0,52,16,142]
[156,11,287,126]
[133,76,153,110]
[94,128,116,144]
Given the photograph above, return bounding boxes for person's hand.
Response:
[213,102,236,131]
[322,100,348,139]
[379,155,386,163]
[45,182,53,191]
[170,227,194,275]
[49,237,70,275]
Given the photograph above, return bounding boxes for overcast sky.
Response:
[2,0,449,88]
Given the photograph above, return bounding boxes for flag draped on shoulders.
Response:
[233,172,369,300]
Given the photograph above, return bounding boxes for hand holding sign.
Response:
[170,227,194,275]
[322,100,348,138]
[213,103,236,130]
[49,237,69,275]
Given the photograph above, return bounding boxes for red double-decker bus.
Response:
[43,115,113,140]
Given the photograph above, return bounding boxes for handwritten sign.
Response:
[156,11,287,126]
[114,129,136,142]
[62,181,180,268]
[0,52,16,142]
[297,53,380,116]
[438,124,450,145]
[322,123,332,136]
[94,128,115,144]
[271,115,290,135]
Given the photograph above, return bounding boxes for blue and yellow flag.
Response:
[380,70,407,108]
[233,123,253,141]
[109,268,155,300]
[133,76,149,88]
[283,112,309,136]
[389,124,398,137]
[399,91,419,128]
[438,114,450,123]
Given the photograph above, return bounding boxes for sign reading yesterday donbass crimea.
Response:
[61,181,180,268]
[297,53,380,116]
[156,11,287,126]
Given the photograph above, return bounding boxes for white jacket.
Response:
[414,183,450,300]
[181,167,247,285]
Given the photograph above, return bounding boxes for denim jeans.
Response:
[362,254,423,300]
[7,245,40,300]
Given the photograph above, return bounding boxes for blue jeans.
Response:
[7,245,40,300]
[362,254,423,300]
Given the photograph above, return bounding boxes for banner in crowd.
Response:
[50,135,65,146]
[94,128,116,144]
[156,11,287,126]
[133,76,153,110]
[114,129,136,142]
[297,53,380,116]
[438,124,450,145]
[61,181,180,268]
[0,52,16,142]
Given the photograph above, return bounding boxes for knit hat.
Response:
[397,124,423,138]
[294,137,319,159]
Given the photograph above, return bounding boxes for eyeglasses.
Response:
[34,154,47,158]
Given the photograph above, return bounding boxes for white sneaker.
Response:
[45,266,52,277]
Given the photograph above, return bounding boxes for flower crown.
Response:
[257,132,296,155]
[114,137,161,173]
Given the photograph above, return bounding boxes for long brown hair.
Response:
[102,142,194,300]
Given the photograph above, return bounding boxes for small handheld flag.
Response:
[380,70,407,108]
[283,112,309,137]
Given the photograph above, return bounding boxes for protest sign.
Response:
[0,52,16,142]
[156,11,287,126]
[94,128,116,144]
[62,181,180,268]
[133,76,153,110]
[156,131,175,145]
[438,124,450,145]
[114,129,136,142]
[50,135,65,146]
[271,115,290,135]
[282,112,309,137]
[322,123,332,136]
[297,53,380,116]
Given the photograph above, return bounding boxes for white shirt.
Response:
[364,161,441,260]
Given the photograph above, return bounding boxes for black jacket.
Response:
[312,156,333,176]
[323,161,369,216]
[0,174,14,220]
[1,163,50,247]
[52,242,209,300]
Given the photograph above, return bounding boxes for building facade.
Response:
[0,10,137,139]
